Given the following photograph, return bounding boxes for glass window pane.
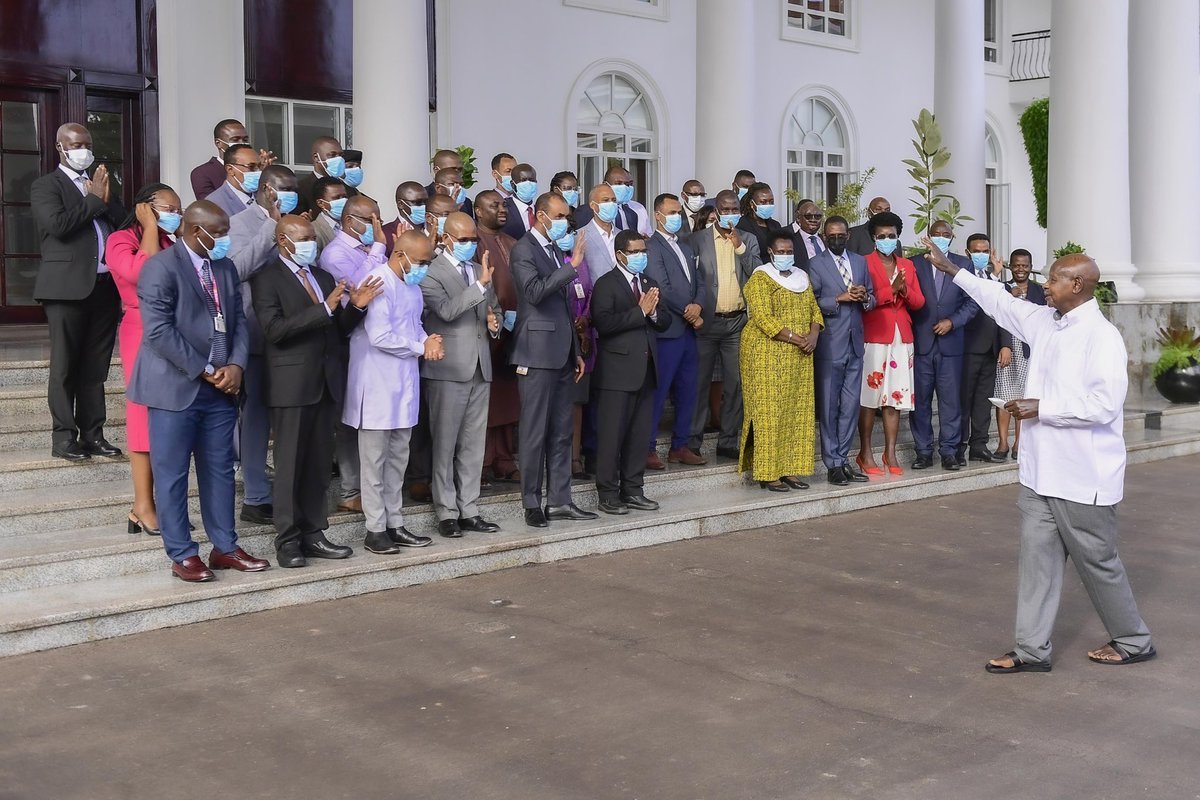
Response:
[984,0,997,42]
[612,76,638,115]
[2,102,39,151]
[629,157,655,206]
[623,97,651,130]
[986,167,997,181]
[807,0,825,10]
[585,75,612,115]
[824,118,845,149]
[787,150,801,165]
[829,0,845,13]
[577,93,602,126]
[4,206,36,254]
[86,111,123,164]
[806,150,823,167]
[812,100,833,133]
[344,108,353,148]
[577,154,601,194]
[630,136,652,154]
[577,132,598,150]
[602,133,624,153]
[828,153,843,167]
[3,257,39,306]
[807,14,825,32]
[828,18,845,36]
[246,99,288,165]
[293,104,339,162]
[2,153,40,200]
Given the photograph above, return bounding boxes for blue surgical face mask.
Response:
[321,154,346,178]
[875,238,899,256]
[772,254,795,273]
[356,220,375,247]
[286,235,319,267]
[429,216,447,236]
[610,183,635,205]
[514,180,538,204]
[455,186,467,204]
[343,166,364,188]
[198,226,231,261]
[404,260,430,285]
[545,217,569,241]
[561,188,580,208]
[596,200,618,224]
[736,186,749,201]
[931,235,951,254]
[156,210,182,235]
[662,212,682,234]
[971,252,991,270]
[556,232,577,251]
[238,168,261,194]
[624,252,648,274]
[325,197,347,220]
[405,202,427,225]
[718,213,741,229]
[275,189,298,214]
[500,174,513,192]
[754,203,776,220]
[452,239,478,262]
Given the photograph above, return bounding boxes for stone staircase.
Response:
[2,350,1199,658]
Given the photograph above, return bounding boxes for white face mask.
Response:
[59,145,95,172]
[682,193,706,213]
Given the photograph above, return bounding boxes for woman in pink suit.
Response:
[105,183,182,536]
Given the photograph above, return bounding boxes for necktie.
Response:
[614,208,626,231]
[297,267,321,305]
[199,261,228,367]
[525,206,535,230]
[246,196,255,206]
[630,275,641,300]
[461,261,473,286]
[836,255,852,289]
[934,267,946,298]
[810,235,823,254]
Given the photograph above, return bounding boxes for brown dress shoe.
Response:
[209,547,271,572]
[646,451,666,470]
[668,447,707,466]
[336,495,363,513]
[408,481,433,502]
[172,556,215,582]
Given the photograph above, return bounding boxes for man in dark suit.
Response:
[592,231,672,514]
[788,199,824,273]
[190,119,249,201]
[679,179,708,235]
[645,193,707,469]
[251,215,380,568]
[510,192,598,528]
[959,233,1008,464]
[573,165,646,234]
[808,216,875,486]
[847,197,892,256]
[383,181,430,256]
[128,201,269,581]
[30,123,126,461]
[499,163,539,241]
[909,220,980,470]
[426,149,475,218]
[296,136,357,215]
[737,182,783,266]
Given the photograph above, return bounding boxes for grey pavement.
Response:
[1,456,1198,800]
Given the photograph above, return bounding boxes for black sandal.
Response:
[1088,641,1157,665]
[985,650,1051,674]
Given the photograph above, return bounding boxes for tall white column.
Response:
[933,0,986,233]
[1047,0,1142,299]
[353,0,429,201]
[695,2,755,192]
[156,0,245,204]
[1129,0,1200,300]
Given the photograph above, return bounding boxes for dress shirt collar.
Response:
[281,255,306,276]
[58,162,87,182]
[590,218,615,240]
[1053,298,1100,329]
[183,240,207,271]
[512,195,533,215]
[335,229,365,250]
[615,262,639,285]
[230,180,252,203]
[657,228,677,244]
[531,226,553,249]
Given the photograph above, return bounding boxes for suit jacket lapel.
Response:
[175,242,209,307]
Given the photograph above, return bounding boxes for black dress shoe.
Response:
[955,450,968,467]
[941,455,961,471]
[240,503,274,525]
[780,476,809,490]
[51,442,91,461]
[301,535,353,559]
[912,454,934,470]
[598,500,629,515]
[545,503,599,521]
[276,541,306,568]
[843,463,870,482]
[760,480,790,492]
[364,529,401,554]
[438,519,463,538]
[620,495,659,511]
[715,446,740,460]
[827,466,849,486]
[389,527,433,547]
[458,516,500,532]
[81,438,123,457]
[524,507,549,528]
[969,448,1004,463]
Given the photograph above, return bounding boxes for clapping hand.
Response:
[848,284,867,302]
[638,286,660,316]
[325,280,347,311]
[258,149,276,168]
[890,266,906,295]
[424,333,445,361]
[989,248,1005,278]
[349,275,384,308]
[371,214,386,248]
[570,232,586,269]
[488,307,500,334]
[86,165,110,204]
[478,251,494,286]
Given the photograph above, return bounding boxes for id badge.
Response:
[516,366,529,376]
[214,314,227,333]
[574,282,585,300]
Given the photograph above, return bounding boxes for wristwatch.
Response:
[204,364,216,376]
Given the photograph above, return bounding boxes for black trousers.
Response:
[595,364,656,503]
[960,351,997,452]
[518,362,575,509]
[270,390,336,548]
[42,274,121,447]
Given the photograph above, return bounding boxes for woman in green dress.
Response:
[738,230,824,491]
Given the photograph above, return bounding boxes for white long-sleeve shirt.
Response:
[952,270,1127,505]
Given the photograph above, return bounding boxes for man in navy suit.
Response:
[958,232,1009,465]
[500,163,540,241]
[644,193,707,469]
[128,201,270,582]
[908,220,979,470]
[808,216,876,485]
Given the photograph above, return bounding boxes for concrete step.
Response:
[0,382,126,417]
[0,358,122,388]
[0,407,126,450]
[0,447,134,492]
[1,417,1197,658]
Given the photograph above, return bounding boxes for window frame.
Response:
[244,95,353,174]
[782,96,851,220]
[984,124,1010,260]
[780,0,859,53]
[573,71,660,206]
[984,0,1007,76]
[563,0,669,22]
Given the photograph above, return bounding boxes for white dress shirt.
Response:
[59,163,107,273]
[511,196,535,232]
[953,270,1127,505]
[662,230,692,282]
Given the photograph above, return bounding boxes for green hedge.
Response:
[1019,97,1049,229]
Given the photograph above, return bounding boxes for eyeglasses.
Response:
[873,233,898,240]
[621,249,648,255]
[801,213,823,220]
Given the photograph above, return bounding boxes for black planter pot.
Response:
[1155,360,1200,404]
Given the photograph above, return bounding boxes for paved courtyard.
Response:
[1,456,1197,800]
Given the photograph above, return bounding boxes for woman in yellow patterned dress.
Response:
[738,231,824,491]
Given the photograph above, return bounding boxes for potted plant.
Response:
[1052,241,1117,307]
[1151,325,1200,404]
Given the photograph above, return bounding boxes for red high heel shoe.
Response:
[855,453,884,476]
[881,452,904,476]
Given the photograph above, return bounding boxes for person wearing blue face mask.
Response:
[423,193,459,250]
[312,177,349,249]
[575,164,652,235]
[591,230,672,515]
[430,159,475,219]
[907,219,980,472]
[732,169,757,204]
[490,152,517,198]
[736,182,783,265]
[342,149,365,190]
[550,170,581,210]
[509,192,599,527]
[957,232,1009,466]
[295,136,357,216]
[383,181,430,256]
[206,144,262,220]
[500,162,540,241]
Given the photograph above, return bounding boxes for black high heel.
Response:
[780,476,810,490]
[760,480,790,492]
[128,514,162,536]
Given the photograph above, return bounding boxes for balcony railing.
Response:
[1010,29,1051,81]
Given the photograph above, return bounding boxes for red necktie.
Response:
[630,275,641,300]
[525,206,535,230]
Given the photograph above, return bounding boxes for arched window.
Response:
[984,124,1009,257]
[785,97,848,218]
[575,72,658,204]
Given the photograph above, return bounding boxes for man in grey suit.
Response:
[311,176,348,249]
[510,193,599,528]
[205,144,260,220]
[686,189,760,459]
[808,216,875,486]
[421,212,503,538]
[579,183,619,283]
[226,164,299,525]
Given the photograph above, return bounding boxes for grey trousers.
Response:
[426,370,490,522]
[690,313,746,451]
[358,428,412,533]
[1014,485,1153,663]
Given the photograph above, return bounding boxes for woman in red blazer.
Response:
[856,212,925,476]
[105,182,182,536]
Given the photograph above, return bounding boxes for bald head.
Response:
[867,196,891,216]
[589,184,616,205]
[427,194,457,217]
[343,195,377,221]
[275,214,313,243]
[56,123,90,144]
[55,123,93,168]
[183,200,227,230]
[443,211,476,240]
[1044,253,1100,313]
[181,200,231,254]
[432,149,462,173]
[396,230,433,265]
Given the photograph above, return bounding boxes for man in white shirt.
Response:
[923,240,1155,674]
[581,184,619,282]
